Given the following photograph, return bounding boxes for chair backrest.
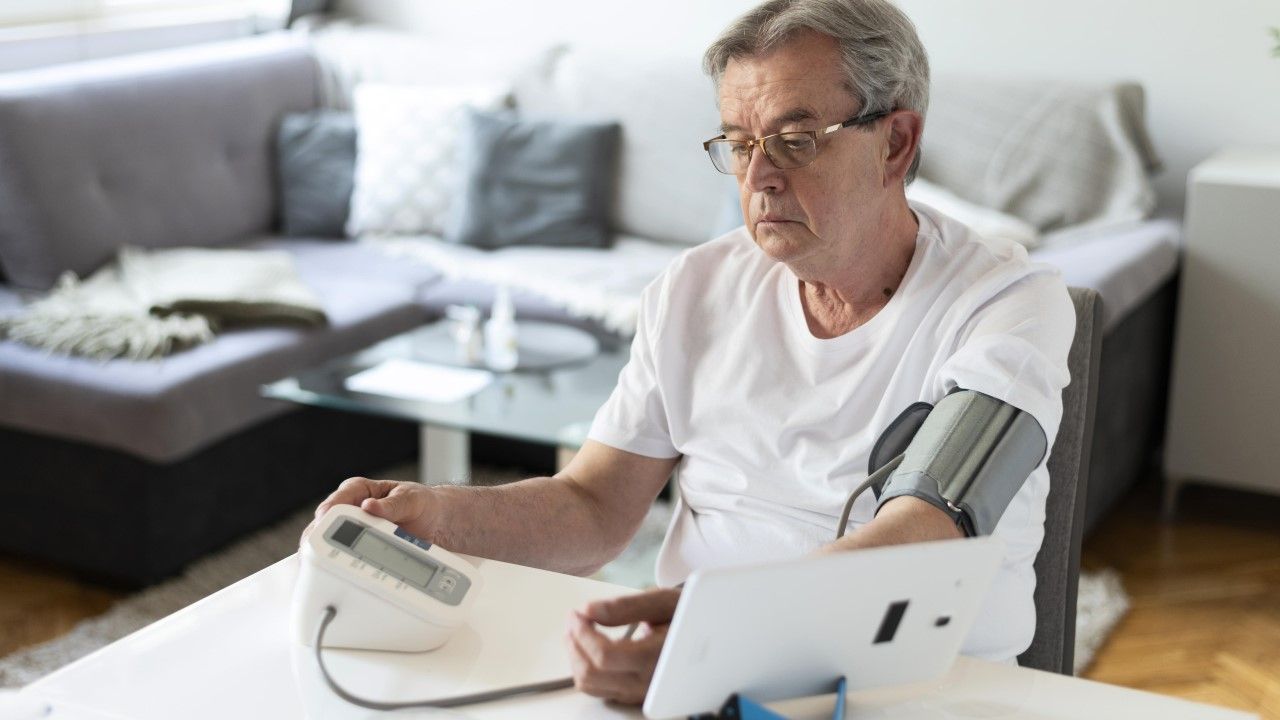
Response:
[1017,287,1103,675]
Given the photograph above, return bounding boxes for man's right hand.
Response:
[301,477,435,545]
[297,442,678,574]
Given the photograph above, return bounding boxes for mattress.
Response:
[1029,218,1181,331]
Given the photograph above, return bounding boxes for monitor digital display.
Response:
[351,530,437,587]
[330,519,364,549]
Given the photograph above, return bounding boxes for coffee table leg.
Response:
[420,424,469,485]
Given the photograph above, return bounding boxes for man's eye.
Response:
[729,144,751,157]
[783,138,810,151]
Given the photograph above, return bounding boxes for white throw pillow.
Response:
[346,84,508,237]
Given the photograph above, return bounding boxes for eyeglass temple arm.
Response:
[825,109,893,134]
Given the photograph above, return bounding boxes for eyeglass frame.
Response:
[701,108,894,175]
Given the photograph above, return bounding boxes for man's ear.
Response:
[882,110,923,186]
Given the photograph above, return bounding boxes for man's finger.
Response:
[315,477,402,519]
[568,612,662,674]
[565,618,643,681]
[360,484,423,525]
[576,669,646,705]
[566,621,648,704]
[631,624,670,685]
[573,665,645,703]
[314,477,374,518]
[582,588,681,627]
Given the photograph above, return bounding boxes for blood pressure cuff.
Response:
[868,389,1047,537]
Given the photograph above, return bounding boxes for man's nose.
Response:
[742,144,785,194]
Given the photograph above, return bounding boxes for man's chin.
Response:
[751,224,812,264]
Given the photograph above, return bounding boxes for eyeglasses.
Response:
[702,109,892,175]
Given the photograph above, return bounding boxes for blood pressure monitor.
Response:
[293,504,483,653]
[294,506,574,711]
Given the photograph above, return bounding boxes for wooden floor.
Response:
[2,477,1279,717]
[0,555,121,659]
[1082,478,1280,718]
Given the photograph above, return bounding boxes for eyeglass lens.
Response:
[710,133,818,175]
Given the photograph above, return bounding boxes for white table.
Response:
[20,556,1254,720]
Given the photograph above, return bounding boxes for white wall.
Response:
[336,0,1280,214]
[0,17,255,72]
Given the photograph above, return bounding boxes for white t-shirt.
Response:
[587,201,1075,662]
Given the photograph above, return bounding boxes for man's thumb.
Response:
[361,492,411,523]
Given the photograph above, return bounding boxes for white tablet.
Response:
[643,536,1005,719]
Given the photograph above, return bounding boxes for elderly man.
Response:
[308,0,1073,705]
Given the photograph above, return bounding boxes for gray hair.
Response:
[703,0,930,183]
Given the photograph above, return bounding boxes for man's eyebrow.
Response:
[719,106,821,135]
[775,107,820,125]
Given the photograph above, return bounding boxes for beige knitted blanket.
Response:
[0,247,327,360]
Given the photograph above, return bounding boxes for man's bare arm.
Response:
[308,440,679,576]
[818,495,962,553]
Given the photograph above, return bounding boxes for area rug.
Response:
[1072,567,1130,674]
[0,468,1124,687]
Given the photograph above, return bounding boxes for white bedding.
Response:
[1030,218,1181,331]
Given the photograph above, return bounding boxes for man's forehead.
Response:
[716,34,856,132]
[717,77,855,133]
[719,104,822,134]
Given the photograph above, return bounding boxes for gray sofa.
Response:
[0,37,444,586]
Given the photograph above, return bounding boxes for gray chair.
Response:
[1017,287,1103,675]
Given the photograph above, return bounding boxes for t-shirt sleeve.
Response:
[932,267,1075,450]
[586,269,681,459]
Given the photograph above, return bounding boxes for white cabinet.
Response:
[1164,147,1280,512]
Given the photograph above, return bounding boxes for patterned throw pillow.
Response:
[346,84,508,237]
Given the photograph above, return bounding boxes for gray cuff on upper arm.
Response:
[872,389,1047,537]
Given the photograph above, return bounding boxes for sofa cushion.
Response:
[278,110,357,238]
[514,46,726,246]
[448,109,622,250]
[0,239,438,462]
[0,35,320,290]
[920,76,1160,234]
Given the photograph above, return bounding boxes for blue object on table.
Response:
[691,676,847,720]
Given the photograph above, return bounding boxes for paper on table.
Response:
[344,358,493,403]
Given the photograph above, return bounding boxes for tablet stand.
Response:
[690,676,847,720]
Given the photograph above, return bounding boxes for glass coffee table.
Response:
[262,321,628,484]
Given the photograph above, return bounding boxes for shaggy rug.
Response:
[0,466,1126,687]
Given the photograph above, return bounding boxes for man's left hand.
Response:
[565,586,682,705]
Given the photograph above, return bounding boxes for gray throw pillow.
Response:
[277,111,356,238]
[447,109,621,249]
